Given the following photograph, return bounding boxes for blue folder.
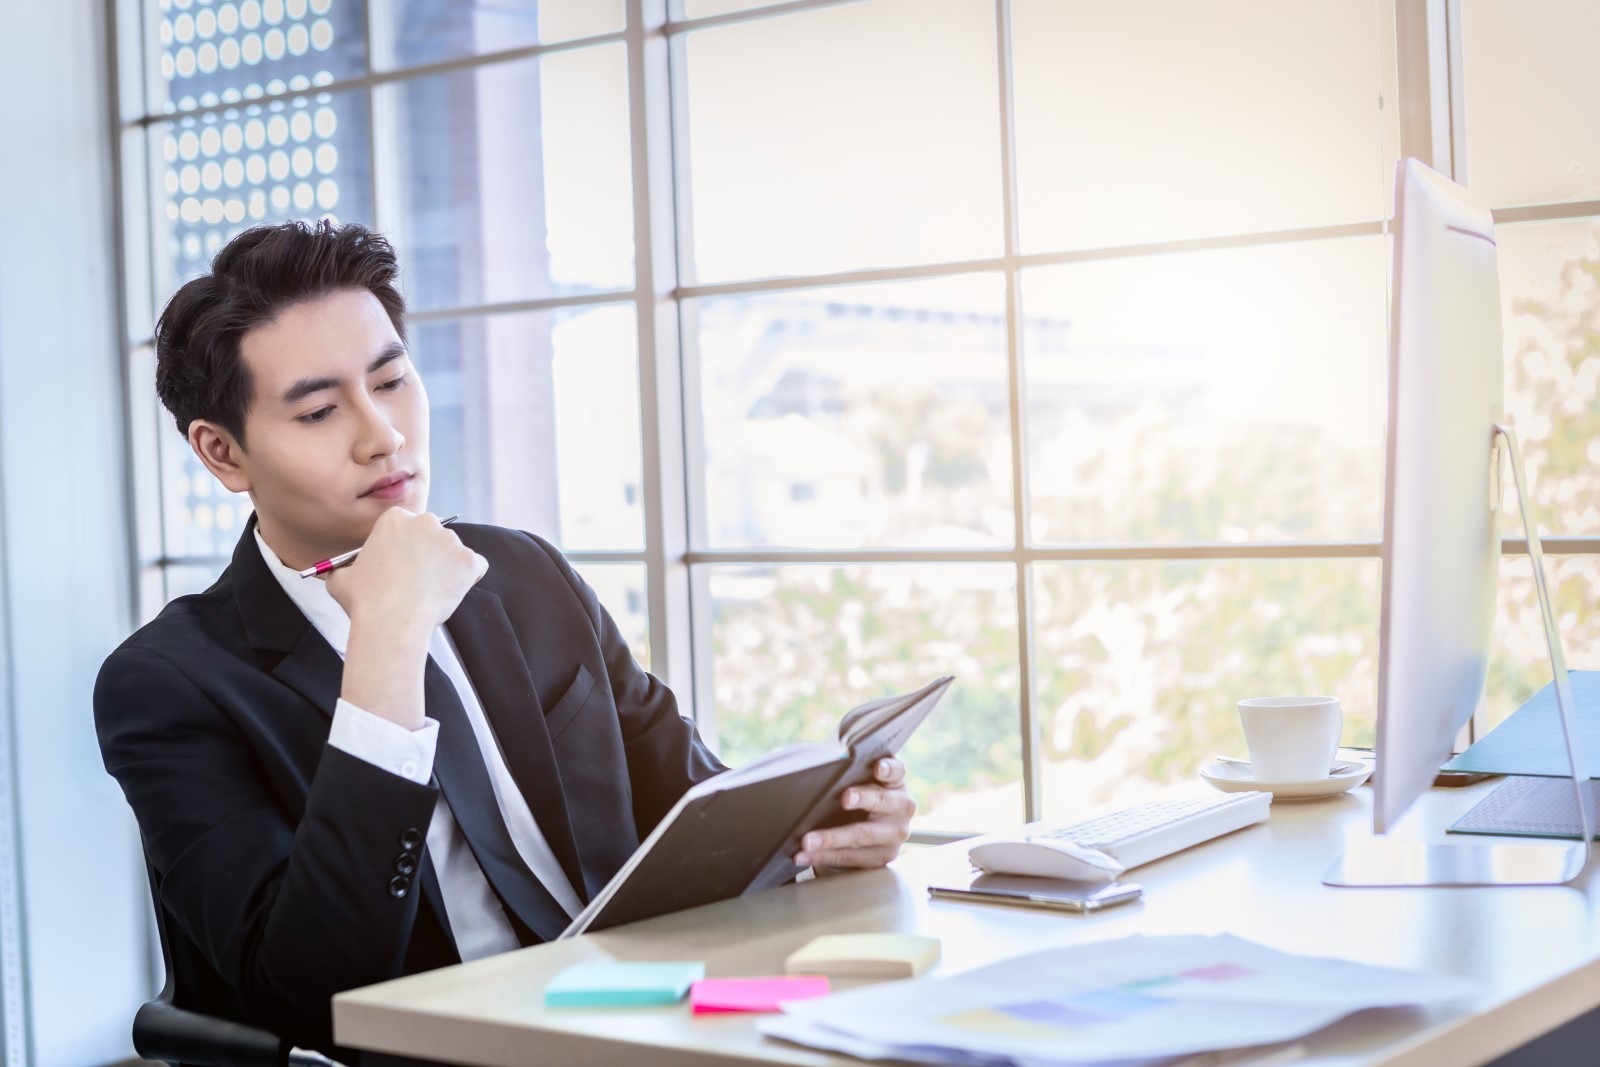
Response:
[1443,670,1600,779]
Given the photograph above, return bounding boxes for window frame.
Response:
[113,0,1600,840]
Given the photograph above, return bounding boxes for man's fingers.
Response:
[799,844,901,871]
[841,784,916,818]
[874,757,906,787]
[803,818,907,856]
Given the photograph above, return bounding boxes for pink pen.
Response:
[298,515,459,578]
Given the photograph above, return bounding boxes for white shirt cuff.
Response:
[328,698,438,786]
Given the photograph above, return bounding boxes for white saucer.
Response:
[1199,759,1372,800]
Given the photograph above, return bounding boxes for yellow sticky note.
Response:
[784,933,940,979]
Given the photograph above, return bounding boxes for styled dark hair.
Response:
[154,220,407,446]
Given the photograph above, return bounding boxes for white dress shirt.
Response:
[254,530,584,961]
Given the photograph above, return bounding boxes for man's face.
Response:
[201,287,430,570]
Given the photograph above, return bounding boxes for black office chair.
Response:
[134,844,340,1067]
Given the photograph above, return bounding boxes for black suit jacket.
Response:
[94,519,725,1055]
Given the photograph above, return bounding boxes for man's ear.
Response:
[188,420,251,494]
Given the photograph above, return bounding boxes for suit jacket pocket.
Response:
[543,663,597,741]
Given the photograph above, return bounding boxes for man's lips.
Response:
[361,472,413,499]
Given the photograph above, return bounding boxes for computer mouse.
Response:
[967,837,1125,883]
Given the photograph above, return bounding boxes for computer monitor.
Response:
[1324,158,1590,887]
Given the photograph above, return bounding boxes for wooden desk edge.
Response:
[1376,955,1600,1067]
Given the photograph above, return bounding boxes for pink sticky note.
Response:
[690,976,831,1014]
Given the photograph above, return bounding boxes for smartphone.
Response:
[927,872,1143,913]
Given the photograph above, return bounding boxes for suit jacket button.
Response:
[387,875,411,899]
[395,852,418,876]
[398,828,422,851]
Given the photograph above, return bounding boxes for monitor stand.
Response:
[1324,426,1592,887]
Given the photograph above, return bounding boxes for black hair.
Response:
[153,220,407,446]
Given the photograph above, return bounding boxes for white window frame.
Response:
[113,0,1600,842]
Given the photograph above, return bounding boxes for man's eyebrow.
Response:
[280,343,408,406]
[367,342,406,375]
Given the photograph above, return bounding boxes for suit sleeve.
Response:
[95,645,440,1052]
[526,535,727,833]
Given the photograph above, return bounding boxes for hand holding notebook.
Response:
[561,675,954,937]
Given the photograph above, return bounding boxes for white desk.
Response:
[333,781,1600,1066]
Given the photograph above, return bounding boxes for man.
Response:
[95,220,915,1056]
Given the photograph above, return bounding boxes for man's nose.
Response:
[354,401,404,461]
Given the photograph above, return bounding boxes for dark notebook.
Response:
[560,675,954,938]
[1443,670,1600,779]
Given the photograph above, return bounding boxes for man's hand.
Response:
[793,758,915,871]
[325,508,486,636]
[326,509,487,730]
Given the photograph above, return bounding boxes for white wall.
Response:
[0,1,151,1063]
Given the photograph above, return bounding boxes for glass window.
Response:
[1032,559,1380,819]
[678,0,1003,282]
[147,85,375,311]
[688,274,1014,549]
[163,562,229,602]
[675,0,787,19]
[1494,220,1600,539]
[411,304,644,551]
[573,563,651,672]
[1485,554,1600,732]
[377,44,635,311]
[372,0,623,69]
[703,563,1023,830]
[1024,237,1388,545]
[144,0,368,115]
[1461,0,1600,208]
[1010,0,1397,252]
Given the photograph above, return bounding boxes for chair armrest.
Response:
[132,999,287,1067]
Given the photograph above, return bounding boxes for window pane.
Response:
[1011,0,1397,252]
[411,305,644,551]
[378,44,634,311]
[690,275,1013,549]
[1024,237,1387,545]
[163,562,228,602]
[1484,554,1600,732]
[148,85,374,312]
[1462,0,1600,208]
[1495,220,1600,538]
[573,563,650,673]
[145,0,368,115]
[374,0,623,69]
[703,564,1023,831]
[679,0,1003,282]
[1032,559,1379,819]
[676,0,784,18]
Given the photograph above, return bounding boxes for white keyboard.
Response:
[1024,791,1273,870]
[1451,776,1600,839]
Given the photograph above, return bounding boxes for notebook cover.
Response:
[745,675,955,895]
[544,962,704,1007]
[1443,670,1600,779]
[578,758,849,933]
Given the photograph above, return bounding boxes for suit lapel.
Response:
[446,585,591,903]
[229,516,344,721]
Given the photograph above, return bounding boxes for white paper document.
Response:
[759,933,1477,1066]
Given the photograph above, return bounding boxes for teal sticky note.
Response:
[544,962,705,1008]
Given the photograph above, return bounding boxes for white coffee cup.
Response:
[1237,696,1343,782]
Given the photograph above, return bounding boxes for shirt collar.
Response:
[254,527,352,657]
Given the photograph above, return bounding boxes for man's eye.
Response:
[379,375,407,392]
[297,406,334,424]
